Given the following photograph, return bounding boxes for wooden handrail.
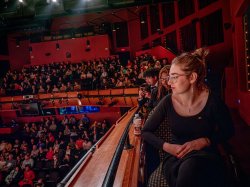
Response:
[0,88,139,103]
[96,125,115,149]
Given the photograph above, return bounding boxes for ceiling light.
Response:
[19,0,23,3]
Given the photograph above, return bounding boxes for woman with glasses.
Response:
[157,65,171,101]
[142,48,234,187]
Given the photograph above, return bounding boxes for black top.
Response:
[142,93,235,152]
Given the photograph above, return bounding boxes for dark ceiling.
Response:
[0,0,168,32]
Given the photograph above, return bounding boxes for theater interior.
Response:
[0,0,250,187]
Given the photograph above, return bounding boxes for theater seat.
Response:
[143,109,171,187]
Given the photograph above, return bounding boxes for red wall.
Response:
[8,37,30,71]
[30,35,110,65]
[0,111,17,124]
[136,46,176,62]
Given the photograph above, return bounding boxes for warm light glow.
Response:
[78,99,82,106]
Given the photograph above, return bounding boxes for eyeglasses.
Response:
[160,74,189,83]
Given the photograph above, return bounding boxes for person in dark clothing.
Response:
[138,68,159,111]
[143,65,172,179]
[142,48,235,187]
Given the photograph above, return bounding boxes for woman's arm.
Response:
[141,96,169,150]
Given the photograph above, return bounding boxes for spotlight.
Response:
[19,0,23,3]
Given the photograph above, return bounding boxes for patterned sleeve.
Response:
[141,95,169,150]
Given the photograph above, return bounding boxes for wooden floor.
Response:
[230,110,250,187]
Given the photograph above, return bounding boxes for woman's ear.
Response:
[189,72,198,84]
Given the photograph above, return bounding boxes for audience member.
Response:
[142,48,235,187]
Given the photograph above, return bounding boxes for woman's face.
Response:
[160,72,169,89]
[168,64,191,94]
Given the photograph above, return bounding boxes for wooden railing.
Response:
[0,88,139,103]
[58,106,143,187]
[0,88,139,110]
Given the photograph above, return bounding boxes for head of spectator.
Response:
[170,48,208,91]
[138,83,151,100]
[157,65,171,100]
[35,178,44,187]
[143,68,159,87]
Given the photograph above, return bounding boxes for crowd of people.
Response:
[0,53,170,187]
[0,114,110,186]
[0,54,169,96]
[0,49,236,187]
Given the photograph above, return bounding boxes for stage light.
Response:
[19,0,23,3]
[52,0,57,2]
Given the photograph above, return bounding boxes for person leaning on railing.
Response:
[142,48,235,187]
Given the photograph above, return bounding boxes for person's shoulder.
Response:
[156,94,172,108]
[208,91,224,104]
[162,93,172,102]
[207,91,228,109]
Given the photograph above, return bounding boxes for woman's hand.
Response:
[163,142,182,157]
[176,138,210,159]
